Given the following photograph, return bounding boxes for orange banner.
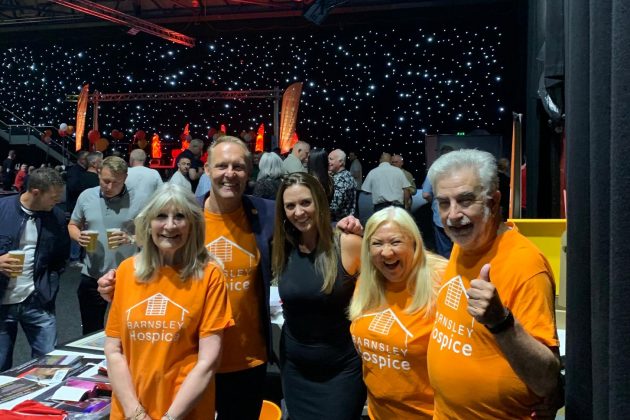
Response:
[279,82,303,154]
[75,84,89,151]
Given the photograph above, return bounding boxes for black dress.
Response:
[278,246,366,420]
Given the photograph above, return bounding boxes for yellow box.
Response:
[507,219,566,296]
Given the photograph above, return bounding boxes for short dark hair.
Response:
[27,168,64,192]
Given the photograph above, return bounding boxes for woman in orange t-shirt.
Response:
[104,184,233,420]
[349,207,446,419]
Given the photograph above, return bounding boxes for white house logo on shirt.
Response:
[443,275,469,311]
[366,308,414,347]
[207,236,256,292]
[125,293,188,343]
[352,308,413,371]
[207,236,255,266]
[430,275,476,357]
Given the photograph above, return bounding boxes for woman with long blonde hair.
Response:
[349,207,447,419]
[104,184,233,420]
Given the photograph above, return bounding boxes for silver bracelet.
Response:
[163,412,176,420]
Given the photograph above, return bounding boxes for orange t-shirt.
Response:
[105,257,234,420]
[205,207,267,373]
[350,281,434,419]
[427,225,559,419]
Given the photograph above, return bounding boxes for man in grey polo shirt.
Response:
[362,152,411,212]
[282,141,310,174]
[68,156,139,335]
[125,149,163,210]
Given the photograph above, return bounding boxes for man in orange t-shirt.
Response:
[198,137,275,419]
[425,149,561,419]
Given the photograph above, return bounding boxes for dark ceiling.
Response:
[0,0,516,37]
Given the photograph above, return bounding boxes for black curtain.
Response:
[565,0,630,418]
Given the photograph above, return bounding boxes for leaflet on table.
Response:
[2,355,103,384]
[63,331,106,352]
[0,378,47,404]
[74,359,108,381]
[18,367,71,384]
[34,376,112,417]
[3,354,81,376]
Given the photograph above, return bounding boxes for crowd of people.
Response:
[1,149,68,194]
[0,137,562,420]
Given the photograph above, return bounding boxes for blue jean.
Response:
[69,240,82,261]
[0,293,57,372]
[77,274,108,336]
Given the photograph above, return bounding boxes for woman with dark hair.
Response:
[104,183,233,420]
[307,148,333,202]
[272,172,366,420]
[253,152,284,200]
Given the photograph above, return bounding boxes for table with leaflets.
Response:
[0,331,111,418]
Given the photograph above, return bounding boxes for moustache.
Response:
[446,215,472,228]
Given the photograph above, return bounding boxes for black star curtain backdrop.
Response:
[0,20,516,178]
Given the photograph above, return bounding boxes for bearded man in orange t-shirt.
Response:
[426,149,562,419]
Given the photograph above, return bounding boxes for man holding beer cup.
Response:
[69,156,140,335]
[0,168,69,371]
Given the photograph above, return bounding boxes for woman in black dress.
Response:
[272,172,366,420]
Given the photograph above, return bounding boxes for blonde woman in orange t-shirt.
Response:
[105,184,233,420]
[349,207,446,419]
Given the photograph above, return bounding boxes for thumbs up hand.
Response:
[466,264,508,326]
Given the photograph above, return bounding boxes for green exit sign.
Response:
[456,132,466,136]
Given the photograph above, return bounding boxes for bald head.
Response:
[292,141,311,164]
[380,153,392,163]
[129,149,147,167]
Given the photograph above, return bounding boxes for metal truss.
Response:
[65,89,281,102]
[50,0,195,47]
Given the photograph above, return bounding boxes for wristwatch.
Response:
[485,307,514,334]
